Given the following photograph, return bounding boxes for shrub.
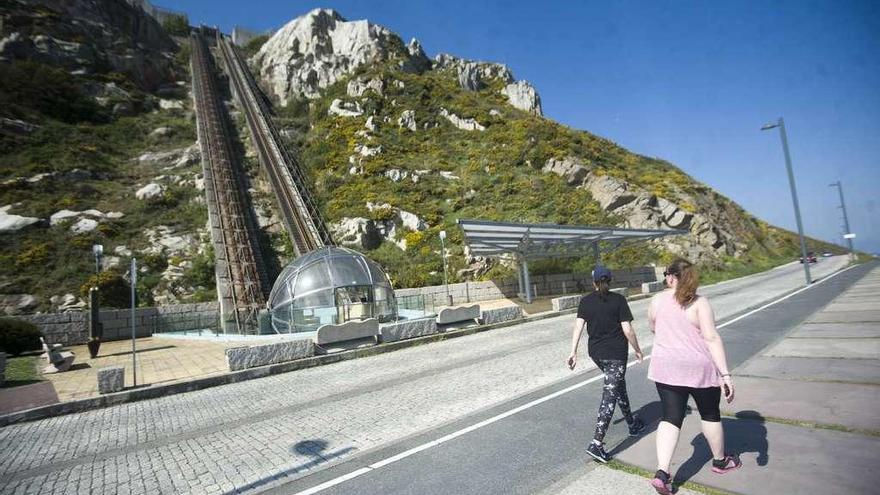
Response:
[0,318,43,356]
[162,14,190,37]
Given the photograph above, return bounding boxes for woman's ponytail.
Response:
[595,276,611,301]
[669,258,698,306]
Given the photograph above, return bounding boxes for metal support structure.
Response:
[593,241,600,264]
[522,259,532,304]
[762,117,811,285]
[829,180,855,257]
[130,258,137,387]
[190,32,266,333]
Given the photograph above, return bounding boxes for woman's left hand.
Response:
[722,375,735,403]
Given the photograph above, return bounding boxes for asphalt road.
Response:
[267,258,871,495]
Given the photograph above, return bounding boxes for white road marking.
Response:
[291,263,859,495]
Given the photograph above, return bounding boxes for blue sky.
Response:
[170,0,880,254]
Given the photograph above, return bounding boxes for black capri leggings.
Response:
[656,382,721,428]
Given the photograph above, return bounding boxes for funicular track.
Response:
[190,31,267,334]
[216,33,333,257]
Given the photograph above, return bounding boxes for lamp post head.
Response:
[92,244,103,257]
[760,123,779,131]
[439,230,446,240]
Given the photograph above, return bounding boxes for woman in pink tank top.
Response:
[646,259,741,495]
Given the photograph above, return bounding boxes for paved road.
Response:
[270,258,871,495]
[0,256,850,494]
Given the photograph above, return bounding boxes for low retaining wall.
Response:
[642,281,665,294]
[551,295,582,312]
[379,318,438,343]
[226,339,315,372]
[480,306,523,325]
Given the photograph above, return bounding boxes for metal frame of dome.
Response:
[268,246,397,333]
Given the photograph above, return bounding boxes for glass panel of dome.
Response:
[294,261,330,295]
[327,256,372,287]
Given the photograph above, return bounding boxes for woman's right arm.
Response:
[567,318,585,370]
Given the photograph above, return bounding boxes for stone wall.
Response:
[21,301,220,346]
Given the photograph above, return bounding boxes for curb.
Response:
[0,307,577,427]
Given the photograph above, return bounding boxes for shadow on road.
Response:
[221,439,356,495]
[674,411,769,486]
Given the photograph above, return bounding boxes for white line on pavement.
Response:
[291,263,859,495]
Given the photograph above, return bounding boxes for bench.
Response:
[641,281,665,294]
[40,337,75,373]
[436,304,481,325]
[314,318,380,346]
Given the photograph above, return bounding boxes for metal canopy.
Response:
[457,219,686,260]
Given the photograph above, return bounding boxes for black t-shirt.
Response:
[576,291,634,361]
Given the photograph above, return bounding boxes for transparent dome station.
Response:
[268,247,397,333]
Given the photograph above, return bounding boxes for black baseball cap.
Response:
[592,265,612,281]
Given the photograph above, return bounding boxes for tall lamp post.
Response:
[439,230,452,306]
[92,244,103,275]
[829,180,855,259]
[761,117,811,286]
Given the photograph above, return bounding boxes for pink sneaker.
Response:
[651,470,673,495]
[711,454,742,474]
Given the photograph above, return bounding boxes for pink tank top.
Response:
[648,291,720,388]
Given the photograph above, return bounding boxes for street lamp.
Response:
[439,230,452,306]
[92,244,103,275]
[761,117,811,285]
[829,180,855,259]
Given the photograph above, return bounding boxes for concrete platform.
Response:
[788,322,880,338]
[540,466,701,495]
[614,416,880,495]
[763,338,880,359]
[737,355,880,384]
[721,376,880,431]
[808,310,880,323]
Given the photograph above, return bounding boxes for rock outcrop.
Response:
[434,53,514,91]
[0,205,40,233]
[501,81,543,116]
[0,0,177,91]
[252,9,421,102]
[439,108,485,131]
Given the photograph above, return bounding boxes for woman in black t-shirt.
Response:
[566,266,646,463]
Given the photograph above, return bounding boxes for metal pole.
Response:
[776,118,812,285]
[440,233,451,306]
[131,258,137,387]
[522,259,532,304]
[830,180,855,256]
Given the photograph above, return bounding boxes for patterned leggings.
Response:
[592,359,634,445]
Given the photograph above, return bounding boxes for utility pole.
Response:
[829,180,855,258]
[761,117,811,285]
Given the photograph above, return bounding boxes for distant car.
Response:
[800,251,818,264]
[822,252,833,257]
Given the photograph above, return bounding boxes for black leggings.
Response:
[592,359,634,444]
[656,382,721,428]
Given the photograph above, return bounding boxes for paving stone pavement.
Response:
[0,257,849,494]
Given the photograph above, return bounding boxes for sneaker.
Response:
[586,443,611,463]
[628,416,646,436]
[711,454,742,474]
[650,470,673,495]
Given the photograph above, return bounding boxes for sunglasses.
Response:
[663,270,674,277]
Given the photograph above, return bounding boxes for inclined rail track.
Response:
[217,34,333,257]
[190,32,265,333]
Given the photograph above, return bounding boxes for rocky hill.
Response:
[245,8,838,287]
[0,0,208,314]
[0,4,841,314]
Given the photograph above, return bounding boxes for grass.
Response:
[2,355,43,388]
[721,411,880,438]
[607,460,738,495]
